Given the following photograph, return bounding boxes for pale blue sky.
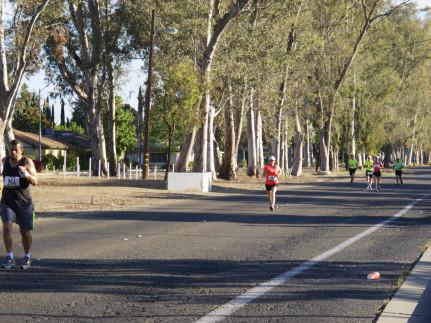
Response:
[24,0,431,124]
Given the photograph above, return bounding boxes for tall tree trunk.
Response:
[291,102,304,176]
[233,83,247,170]
[415,149,420,166]
[207,102,216,177]
[246,89,257,176]
[351,73,356,158]
[283,116,289,173]
[305,118,311,167]
[273,77,286,159]
[255,107,264,174]
[219,95,237,180]
[318,129,331,174]
[5,119,14,143]
[164,126,174,181]
[214,138,222,171]
[88,82,108,175]
[106,56,117,175]
[358,151,363,168]
[176,127,196,171]
[408,143,414,166]
[335,149,339,170]
[193,124,207,172]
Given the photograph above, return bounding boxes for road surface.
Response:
[0,168,430,322]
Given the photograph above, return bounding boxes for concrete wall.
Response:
[167,172,213,192]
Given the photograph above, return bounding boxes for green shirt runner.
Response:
[364,160,373,172]
[394,161,404,170]
[348,159,358,169]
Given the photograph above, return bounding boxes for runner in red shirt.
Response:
[263,156,282,211]
[372,156,384,191]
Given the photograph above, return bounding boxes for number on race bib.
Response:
[4,176,20,188]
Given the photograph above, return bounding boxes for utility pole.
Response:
[38,89,42,161]
[142,8,155,179]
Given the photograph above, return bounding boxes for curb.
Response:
[377,244,431,322]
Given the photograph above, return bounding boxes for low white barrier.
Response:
[167,172,212,192]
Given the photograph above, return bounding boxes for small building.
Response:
[13,129,69,160]
[52,131,92,151]
[127,142,179,168]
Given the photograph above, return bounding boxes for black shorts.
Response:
[366,171,373,177]
[1,203,35,230]
[395,170,402,176]
[349,168,357,176]
[265,184,278,191]
[373,171,381,177]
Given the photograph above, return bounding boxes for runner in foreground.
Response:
[347,154,358,183]
[364,155,374,190]
[263,156,282,211]
[372,156,384,192]
[1,140,38,269]
[394,158,404,185]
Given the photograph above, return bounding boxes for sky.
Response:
[24,0,431,125]
[417,0,431,8]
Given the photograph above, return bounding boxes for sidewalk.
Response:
[377,245,431,323]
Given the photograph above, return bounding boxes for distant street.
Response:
[0,169,430,322]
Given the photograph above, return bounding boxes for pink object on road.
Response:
[367,272,381,280]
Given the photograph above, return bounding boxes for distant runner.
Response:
[347,154,358,183]
[372,156,384,192]
[1,140,38,270]
[364,155,374,190]
[263,156,282,211]
[394,158,404,185]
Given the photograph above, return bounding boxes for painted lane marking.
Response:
[196,196,427,323]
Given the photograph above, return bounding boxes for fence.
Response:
[43,157,174,181]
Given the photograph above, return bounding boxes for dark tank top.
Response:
[1,157,32,208]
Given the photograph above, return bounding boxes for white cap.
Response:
[269,156,276,161]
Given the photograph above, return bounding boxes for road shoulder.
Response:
[377,243,431,323]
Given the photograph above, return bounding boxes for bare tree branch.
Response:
[371,0,411,22]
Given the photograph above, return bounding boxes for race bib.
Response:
[268,176,278,181]
[4,176,20,188]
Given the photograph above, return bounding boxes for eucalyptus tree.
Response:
[128,0,252,176]
[354,3,431,164]
[213,1,281,179]
[0,0,50,161]
[151,60,201,180]
[46,1,110,174]
[304,0,410,174]
[157,0,252,175]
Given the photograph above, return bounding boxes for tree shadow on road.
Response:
[0,258,412,307]
[0,256,421,322]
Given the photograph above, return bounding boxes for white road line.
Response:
[196,195,428,323]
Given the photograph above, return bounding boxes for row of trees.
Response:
[1,0,430,179]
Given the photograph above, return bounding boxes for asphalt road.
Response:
[0,168,430,323]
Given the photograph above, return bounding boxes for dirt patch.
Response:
[29,176,207,213]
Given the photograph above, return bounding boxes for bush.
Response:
[187,160,193,170]
[42,150,88,172]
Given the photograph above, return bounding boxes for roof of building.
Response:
[13,129,69,150]
[53,131,92,150]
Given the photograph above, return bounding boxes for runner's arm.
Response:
[0,157,4,175]
[22,159,38,186]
